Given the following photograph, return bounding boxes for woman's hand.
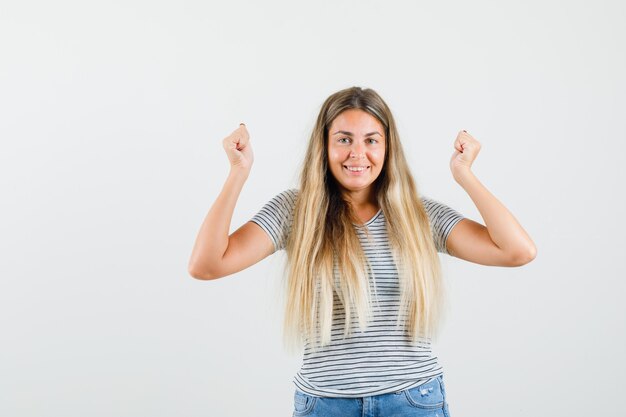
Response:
[450,129,480,182]
[222,123,254,172]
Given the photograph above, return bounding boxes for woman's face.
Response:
[327,109,386,197]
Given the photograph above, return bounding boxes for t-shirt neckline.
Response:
[352,208,383,227]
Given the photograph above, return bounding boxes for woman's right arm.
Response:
[187,124,274,280]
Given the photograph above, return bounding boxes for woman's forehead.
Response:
[330,109,384,135]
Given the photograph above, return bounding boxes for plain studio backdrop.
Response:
[1,0,624,416]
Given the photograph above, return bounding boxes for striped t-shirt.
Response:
[250,188,465,398]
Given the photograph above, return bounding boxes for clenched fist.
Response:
[222,123,254,172]
[450,129,480,181]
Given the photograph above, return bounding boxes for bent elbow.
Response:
[510,245,537,267]
[188,264,219,281]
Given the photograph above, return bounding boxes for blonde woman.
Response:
[188,86,536,417]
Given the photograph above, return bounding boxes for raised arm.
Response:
[188,124,274,280]
[445,130,537,267]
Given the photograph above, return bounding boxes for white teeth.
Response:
[345,166,367,172]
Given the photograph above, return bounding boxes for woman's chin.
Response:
[337,181,374,192]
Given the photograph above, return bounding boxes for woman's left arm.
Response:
[445,130,537,267]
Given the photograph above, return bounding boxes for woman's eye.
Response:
[337,138,378,144]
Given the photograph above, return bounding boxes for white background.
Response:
[1,0,624,416]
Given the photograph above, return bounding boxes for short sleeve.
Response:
[249,188,298,253]
[421,196,465,255]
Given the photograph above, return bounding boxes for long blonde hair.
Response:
[283,86,445,353]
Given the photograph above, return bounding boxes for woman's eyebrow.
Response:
[332,130,382,137]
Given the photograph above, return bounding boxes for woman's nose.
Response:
[350,144,365,159]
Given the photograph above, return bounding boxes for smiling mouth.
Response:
[343,165,370,172]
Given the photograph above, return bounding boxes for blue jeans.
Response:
[292,375,451,417]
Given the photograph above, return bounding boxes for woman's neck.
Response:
[342,189,378,211]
